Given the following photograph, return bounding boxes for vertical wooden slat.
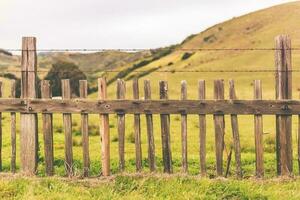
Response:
[254,80,264,178]
[117,79,126,171]
[10,80,16,173]
[80,80,89,177]
[62,79,73,176]
[144,80,156,172]
[160,81,172,173]
[133,78,142,171]
[20,37,38,175]
[0,81,2,171]
[229,80,242,178]
[198,80,206,176]
[41,80,54,176]
[181,80,188,173]
[98,78,110,176]
[275,35,293,176]
[213,79,225,176]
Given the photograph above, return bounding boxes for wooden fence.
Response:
[0,35,299,178]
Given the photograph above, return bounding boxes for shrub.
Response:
[181,52,194,60]
[44,61,87,97]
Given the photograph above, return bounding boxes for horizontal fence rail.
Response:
[0,99,300,115]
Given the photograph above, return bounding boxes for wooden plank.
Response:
[0,81,2,171]
[79,80,89,177]
[62,79,73,176]
[144,80,156,172]
[181,80,188,173]
[160,81,172,173]
[20,37,38,175]
[254,80,264,178]
[10,80,16,173]
[198,80,206,176]
[117,79,126,171]
[98,78,110,176]
[3,99,300,115]
[229,80,242,178]
[133,78,142,171]
[214,79,225,176]
[275,35,293,176]
[41,80,54,176]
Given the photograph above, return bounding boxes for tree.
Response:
[44,61,87,97]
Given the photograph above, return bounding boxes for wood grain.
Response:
[144,80,156,172]
[229,80,242,178]
[62,79,73,176]
[80,80,90,177]
[98,78,110,176]
[20,37,38,175]
[214,80,225,176]
[254,80,264,178]
[181,80,188,173]
[198,80,206,176]
[133,78,142,171]
[275,35,293,176]
[117,79,126,171]
[160,81,172,173]
[41,80,54,176]
[10,80,16,173]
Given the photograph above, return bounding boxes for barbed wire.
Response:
[2,47,300,52]
[0,69,299,73]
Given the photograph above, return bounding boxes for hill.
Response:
[109,1,300,99]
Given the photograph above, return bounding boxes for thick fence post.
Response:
[20,37,38,175]
[41,80,54,176]
[275,35,293,176]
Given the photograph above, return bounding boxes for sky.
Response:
[0,0,294,50]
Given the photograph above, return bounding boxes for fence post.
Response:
[62,79,73,176]
[275,35,293,176]
[20,37,38,175]
[10,80,16,173]
[98,78,110,176]
[41,80,54,176]
[117,79,126,171]
[160,81,172,173]
[80,80,90,177]
[213,79,225,176]
[133,78,142,171]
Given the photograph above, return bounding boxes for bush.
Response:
[44,61,87,97]
[181,52,194,60]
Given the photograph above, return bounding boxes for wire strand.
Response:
[3,48,300,52]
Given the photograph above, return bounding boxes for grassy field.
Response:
[1,1,300,199]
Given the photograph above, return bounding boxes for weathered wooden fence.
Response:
[0,35,299,178]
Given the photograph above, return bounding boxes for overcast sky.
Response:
[0,0,293,50]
